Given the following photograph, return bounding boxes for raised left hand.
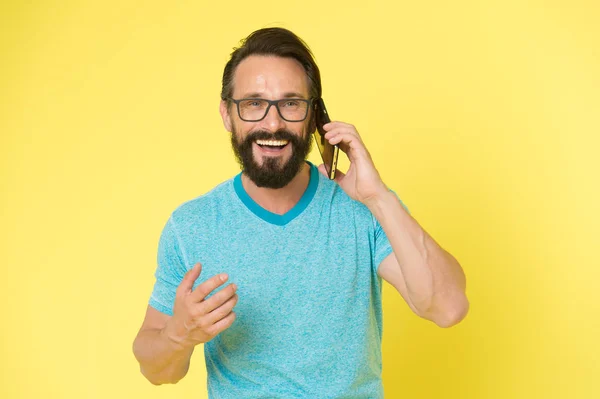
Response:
[317,121,389,205]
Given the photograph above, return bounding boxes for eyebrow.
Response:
[241,92,308,99]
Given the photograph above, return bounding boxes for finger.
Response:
[200,282,237,314]
[317,164,328,177]
[328,130,361,146]
[325,132,350,154]
[177,263,202,296]
[204,294,239,326]
[206,311,237,337]
[328,132,366,158]
[322,121,341,132]
[324,129,359,154]
[332,168,346,183]
[324,125,359,139]
[189,272,229,302]
[323,121,355,131]
[318,163,346,183]
[336,140,351,155]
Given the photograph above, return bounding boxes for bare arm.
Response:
[132,263,238,385]
[132,306,195,385]
[369,191,469,327]
[316,121,469,327]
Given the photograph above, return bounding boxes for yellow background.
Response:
[1,1,599,398]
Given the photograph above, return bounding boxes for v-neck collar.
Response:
[233,161,319,226]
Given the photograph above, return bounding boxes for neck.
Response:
[241,162,311,215]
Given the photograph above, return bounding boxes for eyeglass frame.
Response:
[224,97,317,122]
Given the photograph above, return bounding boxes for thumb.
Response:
[332,168,345,183]
[179,262,202,294]
[319,164,346,183]
[317,164,328,177]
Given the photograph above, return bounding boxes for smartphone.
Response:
[313,98,339,180]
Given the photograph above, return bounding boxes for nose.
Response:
[259,103,286,132]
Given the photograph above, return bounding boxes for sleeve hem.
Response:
[375,245,394,274]
[149,298,174,316]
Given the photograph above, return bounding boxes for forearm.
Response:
[367,191,468,324]
[132,328,195,385]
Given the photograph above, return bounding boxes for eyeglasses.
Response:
[226,97,314,122]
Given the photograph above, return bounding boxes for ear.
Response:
[219,100,233,132]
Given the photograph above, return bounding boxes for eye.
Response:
[241,99,266,109]
[282,100,300,107]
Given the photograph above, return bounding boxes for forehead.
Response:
[232,55,310,98]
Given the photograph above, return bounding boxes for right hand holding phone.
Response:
[163,262,238,349]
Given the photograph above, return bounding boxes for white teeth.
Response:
[255,139,289,146]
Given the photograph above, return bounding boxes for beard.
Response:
[230,126,313,189]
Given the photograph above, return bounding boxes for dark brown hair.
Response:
[220,27,322,103]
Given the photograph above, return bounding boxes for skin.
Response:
[220,55,315,215]
[132,55,314,385]
[132,53,469,386]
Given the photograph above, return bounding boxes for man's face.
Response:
[221,55,314,189]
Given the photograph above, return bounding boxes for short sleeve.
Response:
[373,190,410,269]
[148,216,189,316]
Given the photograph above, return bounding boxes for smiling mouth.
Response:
[255,139,290,153]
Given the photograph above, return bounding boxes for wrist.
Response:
[364,187,394,212]
[160,322,191,352]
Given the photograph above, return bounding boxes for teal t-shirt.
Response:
[149,161,408,398]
